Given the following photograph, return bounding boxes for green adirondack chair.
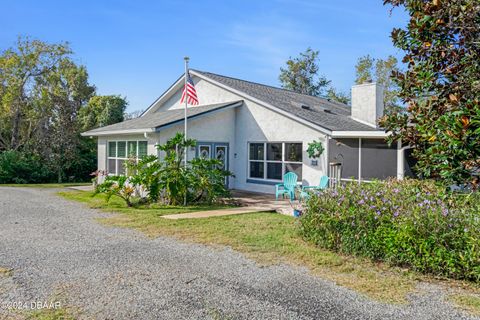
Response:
[275,172,298,200]
[300,175,329,200]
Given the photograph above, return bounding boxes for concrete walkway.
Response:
[162,190,292,219]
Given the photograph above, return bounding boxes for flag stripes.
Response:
[180,71,199,105]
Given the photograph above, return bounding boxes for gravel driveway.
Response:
[0,187,477,320]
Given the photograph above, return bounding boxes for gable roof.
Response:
[191,70,380,132]
[82,100,243,136]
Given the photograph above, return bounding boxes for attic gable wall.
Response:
[150,76,243,113]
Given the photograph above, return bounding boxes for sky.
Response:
[0,0,408,113]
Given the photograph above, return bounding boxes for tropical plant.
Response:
[94,175,136,207]
[188,157,232,203]
[126,155,162,202]
[156,133,196,205]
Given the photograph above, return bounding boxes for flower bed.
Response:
[299,179,480,282]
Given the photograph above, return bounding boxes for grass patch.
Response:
[59,190,479,305]
[58,190,234,216]
[25,307,77,320]
[0,183,90,189]
[450,293,480,316]
[0,267,13,277]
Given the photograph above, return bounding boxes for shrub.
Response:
[94,133,233,206]
[0,150,55,183]
[126,155,162,202]
[300,179,480,282]
[94,175,136,207]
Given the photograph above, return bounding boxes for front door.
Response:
[196,142,229,187]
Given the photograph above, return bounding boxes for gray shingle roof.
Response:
[193,70,380,132]
[82,101,242,136]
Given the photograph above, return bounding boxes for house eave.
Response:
[154,100,243,132]
[81,128,155,137]
[331,131,390,139]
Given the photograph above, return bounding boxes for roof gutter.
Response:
[331,131,390,139]
[153,100,243,132]
[81,128,156,137]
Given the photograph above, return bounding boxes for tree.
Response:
[354,55,400,108]
[279,48,331,96]
[355,55,375,84]
[124,109,144,120]
[380,0,480,188]
[326,87,351,105]
[0,37,71,151]
[37,58,95,182]
[0,37,125,183]
[79,95,127,131]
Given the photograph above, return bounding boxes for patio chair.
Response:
[300,175,329,200]
[275,172,298,200]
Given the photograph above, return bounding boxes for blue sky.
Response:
[0,0,408,112]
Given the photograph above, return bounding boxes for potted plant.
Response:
[289,200,304,217]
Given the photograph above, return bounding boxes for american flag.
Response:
[180,71,199,105]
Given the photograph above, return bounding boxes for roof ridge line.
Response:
[190,69,349,108]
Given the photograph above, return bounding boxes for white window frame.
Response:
[107,140,148,176]
[247,142,303,182]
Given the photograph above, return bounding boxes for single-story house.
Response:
[82,69,411,194]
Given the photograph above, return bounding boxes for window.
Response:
[248,142,303,182]
[199,145,211,159]
[107,140,148,175]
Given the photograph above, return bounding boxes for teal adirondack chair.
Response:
[300,175,329,200]
[275,172,298,200]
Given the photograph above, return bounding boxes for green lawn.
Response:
[59,190,480,311]
[59,190,235,216]
[0,183,91,188]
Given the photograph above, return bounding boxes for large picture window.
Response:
[248,142,303,182]
[107,140,148,175]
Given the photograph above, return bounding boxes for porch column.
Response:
[397,139,405,180]
[358,138,362,184]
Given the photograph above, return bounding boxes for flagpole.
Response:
[183,56,189,206]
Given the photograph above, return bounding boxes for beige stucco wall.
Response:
[233,100,328,193]
[151,77,241,112]
[155,76,327,193]
[97,133,160,173]
[157,107,237,188]
[97,74,328,194]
